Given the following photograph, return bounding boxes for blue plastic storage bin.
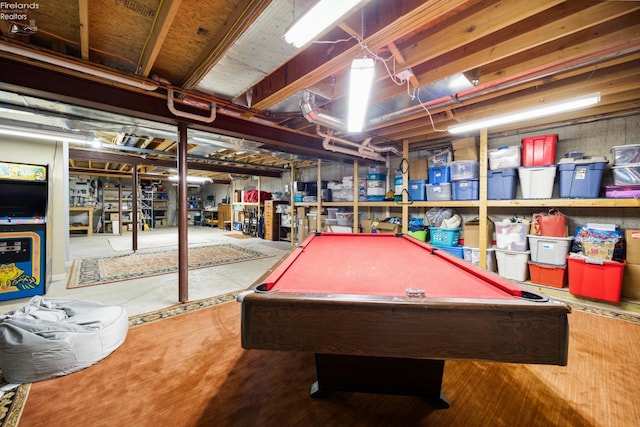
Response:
[408,179,428,201]
[429,166,450,184]
[436,244,464,258]
[487,168,517,200]
[558,158,608,198]
[452,179,479,200]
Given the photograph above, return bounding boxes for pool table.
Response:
[239,232,570,408]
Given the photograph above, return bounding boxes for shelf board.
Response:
[294,199,638,209]
[488,198,640,208]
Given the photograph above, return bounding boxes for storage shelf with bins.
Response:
[141,187,169,229]
[102,186,136,233]
[187,187,202,225]
[291,142,639,269]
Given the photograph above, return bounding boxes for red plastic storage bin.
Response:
[522,134,558,166]
[528,261,566,288]
[567,256,626,302]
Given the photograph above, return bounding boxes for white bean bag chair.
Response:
[0,296,128,383]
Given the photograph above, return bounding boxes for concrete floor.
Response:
[0,226,292,316]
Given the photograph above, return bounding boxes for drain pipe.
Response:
[167,88,216,123]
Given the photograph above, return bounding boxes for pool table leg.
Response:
[310,353,450,409]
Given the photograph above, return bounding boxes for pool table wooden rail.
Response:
[241,293,570,366]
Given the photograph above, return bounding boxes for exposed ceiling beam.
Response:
[79,0,90,60]
[0,57,364,162]
[138,0,184,78]
[251,0,472,110]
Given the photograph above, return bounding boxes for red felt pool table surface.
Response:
[261,232,520,300]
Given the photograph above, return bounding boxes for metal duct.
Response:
[317,127,385,162]
[302,92,401,160]
[300,91,348,132]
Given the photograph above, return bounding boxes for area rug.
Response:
[66,244,272,289]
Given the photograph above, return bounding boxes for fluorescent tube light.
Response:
[448,93,601,134]
[168,175,212,184]
[284,0,366,48]
[0,123,97,145]
[347,58,375,133]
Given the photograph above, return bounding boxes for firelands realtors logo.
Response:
[0,2,39,35]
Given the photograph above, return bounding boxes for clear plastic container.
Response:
[489,145,521,170]
[426,183,452,201]
[450,160,479,180]
[611,144,640,165]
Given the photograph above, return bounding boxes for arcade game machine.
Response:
[0,161,48,301]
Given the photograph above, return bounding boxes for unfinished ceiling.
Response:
[0,0,639,181]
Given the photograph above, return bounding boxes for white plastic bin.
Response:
[495,249,530,281]
[528,235,573,265]
[518,166,556,199]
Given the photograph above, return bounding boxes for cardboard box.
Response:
[360,220,398,233]
[375,222,399,234]
[464,218,494,248]
[622,263,640,300]
[409,158,429,181]
[110,213,120,221]
[626,229,640,264]
[452,137,478,161]
[297,207,309,242]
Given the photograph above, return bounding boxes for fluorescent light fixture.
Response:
[168,175,212,184]
[347,58,375,132]
[0,123,97,145]
[448,93,601,134]
[284,0,366,48]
